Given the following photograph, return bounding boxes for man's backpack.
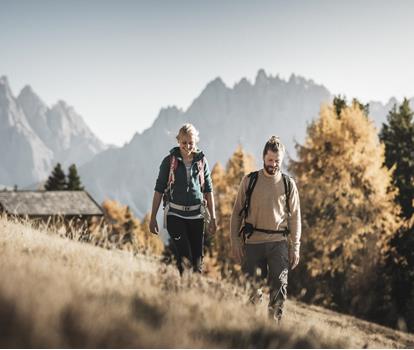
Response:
[238,171,292,239]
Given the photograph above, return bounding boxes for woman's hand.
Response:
[149,217,159,235]
[204,192,216,236]
[149,192,163,235]
[208,218,217,235]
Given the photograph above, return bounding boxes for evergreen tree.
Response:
[380,98,414,331]
[333,95,347,117]
[333,95,369,119]
[380,98,414,220]
[44,163,67,190]
[289,101,401,314]
[352,98,370,116]
[66,164,84,191]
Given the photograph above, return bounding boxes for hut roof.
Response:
[0,191,103,216]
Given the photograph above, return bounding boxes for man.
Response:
[230,136,301,322]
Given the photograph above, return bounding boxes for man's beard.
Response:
[264,162,279,175]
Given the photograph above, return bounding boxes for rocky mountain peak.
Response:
[255,68,269,86]
[17,85,48,117]
[0,75,10,86]
[203,77,228,94]
[0,76,13,100]
[0,77,107,187]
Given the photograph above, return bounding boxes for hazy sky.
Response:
[1,0,413,146]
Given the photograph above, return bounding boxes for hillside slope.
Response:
[0,216,413,348]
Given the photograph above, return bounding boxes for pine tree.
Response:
[352,98,370,116]
[333,95,347,117]
[380,98,414,331]
[289,101,401,312]
[380,98,414,220]
[66,164,84,191]
[333,95,370,118]
[44,163,67,190]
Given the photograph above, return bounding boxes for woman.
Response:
[149,123,216,274]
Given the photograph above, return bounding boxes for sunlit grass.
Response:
[0,215,412,348]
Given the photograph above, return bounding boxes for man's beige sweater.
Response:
[230,169,301,254]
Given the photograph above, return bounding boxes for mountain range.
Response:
[78,70,406,217]
[0,76,106,187]
[0,71,410,217]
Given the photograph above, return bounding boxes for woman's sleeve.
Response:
[154,156,170,193]
[203,157,213,193]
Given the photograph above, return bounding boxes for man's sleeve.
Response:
[230,175,248,247]
[154,156,170,194]
[288,178,302,254]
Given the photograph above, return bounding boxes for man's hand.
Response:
[232,241,245,264]
[149,217,159,235]
[208,218,217,235]
[289,249,300,270]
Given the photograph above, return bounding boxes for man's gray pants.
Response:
[242,240,289,320]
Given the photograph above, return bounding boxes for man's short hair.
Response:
[263,136,285,158]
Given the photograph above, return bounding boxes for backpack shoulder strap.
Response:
[282,173,292,216]
[168,155,178,187]
[163,155,178,205]
[197,157,206,192]
[239,171,259,219]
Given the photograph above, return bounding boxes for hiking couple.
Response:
[149,123,301,321]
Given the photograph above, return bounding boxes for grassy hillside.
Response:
[0,216,413,348]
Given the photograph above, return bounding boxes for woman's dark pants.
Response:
[166,215,204,274]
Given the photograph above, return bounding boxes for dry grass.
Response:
[0,216,413,348]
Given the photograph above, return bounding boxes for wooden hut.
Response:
[0,190,104,226]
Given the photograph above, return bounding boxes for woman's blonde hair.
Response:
[176,123,200,143]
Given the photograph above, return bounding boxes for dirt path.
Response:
[286,301,414,348]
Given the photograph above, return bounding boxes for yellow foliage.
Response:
[210,146,256,276]
[102,199,126,223]
[102,199,163,256]
[290,103,402,277]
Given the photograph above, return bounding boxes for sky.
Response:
[1,0,414,146]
